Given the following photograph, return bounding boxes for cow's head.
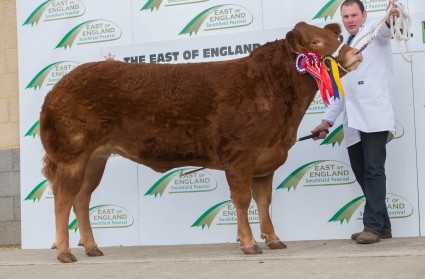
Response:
[285,22,362,74]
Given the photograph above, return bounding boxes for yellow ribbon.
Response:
[322,56,345,96]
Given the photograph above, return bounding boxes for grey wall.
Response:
[0,148,21,246]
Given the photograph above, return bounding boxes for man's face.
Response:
[341,3,367,35]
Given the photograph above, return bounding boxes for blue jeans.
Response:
[347,131,391,235]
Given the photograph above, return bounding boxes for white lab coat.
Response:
[323,19,395,148]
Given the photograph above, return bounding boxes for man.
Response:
[312,0,402,244]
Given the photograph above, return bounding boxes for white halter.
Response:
[331,42,349,73]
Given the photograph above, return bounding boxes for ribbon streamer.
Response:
[295,51,345,106]
[322,55,345,98]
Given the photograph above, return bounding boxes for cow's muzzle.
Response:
[332,42,363,73]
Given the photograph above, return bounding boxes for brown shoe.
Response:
[380,228,392,239]
[351,229,392,240]
[356,230,380,244]
[351,232,362,240]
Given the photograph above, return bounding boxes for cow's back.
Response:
[40,60,257,169]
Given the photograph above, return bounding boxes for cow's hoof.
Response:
[57,252,77,263]
[241,244,263,255]
[86,247,104,257]
[51,243,57,249]
[266,240,287,250]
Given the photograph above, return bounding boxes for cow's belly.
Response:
[106,140,222,173]
[254,144,289,177]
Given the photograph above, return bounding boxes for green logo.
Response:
[313,0,344,21]
[141,0,207,11]
[23,0,85,26]
[24,120,40,138]
[320,124,344,147]
[24,179,52,202]
[179,5,253,36]
[192,200,259,229]
[56,20,122,49]
[422,21,425,43]
[26,61,79,90]
[328,196,365,223]
[276,160,356,191]
[329,193,414,224]
[141,0,164,11]
[69,204,134,231]
[144,168,217,197]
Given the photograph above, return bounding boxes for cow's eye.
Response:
[312,40,320,45]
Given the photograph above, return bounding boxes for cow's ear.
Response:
[285,30,305,53]
[324,23,342,38]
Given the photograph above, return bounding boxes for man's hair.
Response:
[341,0,365,13]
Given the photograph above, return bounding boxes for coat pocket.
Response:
[355,78,388,104]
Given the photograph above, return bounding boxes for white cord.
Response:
[352,2,412,62]
[391,2,412,62]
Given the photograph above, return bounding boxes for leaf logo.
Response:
[24,179,51,202]
[312,0,344,21]
[179,5,253,36]
[23,0,85,26]
[69,204,134,232]
[141,0,164,11]
[145,169,181,197]
[192,200,259,229]
[329,193,414,224]
[56,20,122,49]
[24,120,40,138]
[276,160,324,191]
[26,61,80,90]
[320,124,344,147]
[328,195,365,224]
[144,168,217,197]
[23,0,50,26]
[192,200,232,229]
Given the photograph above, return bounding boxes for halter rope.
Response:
[352,2,412,62]
[331,42,349,73]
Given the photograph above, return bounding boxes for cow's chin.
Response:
[341,50,363,73]
[345,59,362,72]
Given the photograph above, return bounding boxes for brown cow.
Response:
[40,22,362,263]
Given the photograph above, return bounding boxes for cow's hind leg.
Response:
[252,174,287,250]
[73,150,110,257]
[225,162,262,255]
[51,159,87,263]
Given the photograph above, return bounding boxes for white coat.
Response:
[323,19,395,148]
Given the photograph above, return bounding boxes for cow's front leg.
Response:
[225,163,262,255]
[252,173,287,250]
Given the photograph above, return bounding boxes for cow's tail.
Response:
[42,153,57,183]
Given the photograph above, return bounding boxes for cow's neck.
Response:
[250,40,319,143]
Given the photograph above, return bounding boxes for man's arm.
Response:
[311,95,344,140]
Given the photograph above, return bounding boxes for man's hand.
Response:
[311,120,331,140]
[386,0,400,25]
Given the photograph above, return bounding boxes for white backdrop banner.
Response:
[16,0,424,249]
